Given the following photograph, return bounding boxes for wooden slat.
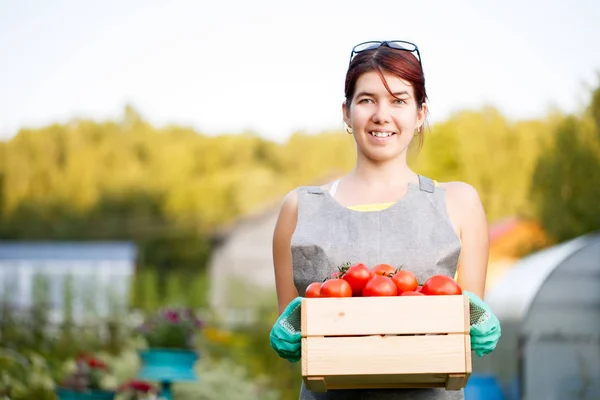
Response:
[465,333,472,374]
[306,373,451,392]
[303,334,468,376]
[463,294,473,385]
[302,295,468,336]
[463,294,471,332]
[301,337,309,376]
[301,297,308,339]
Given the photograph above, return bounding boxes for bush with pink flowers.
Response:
[138,307,204,349]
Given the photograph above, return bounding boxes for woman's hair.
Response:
[344,45,428,148]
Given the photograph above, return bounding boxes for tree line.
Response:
[1,82,599,276]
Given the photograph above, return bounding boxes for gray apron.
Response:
[291,175,464,400]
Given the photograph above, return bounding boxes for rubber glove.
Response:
[464,291,501,357]
[269,297,303,363]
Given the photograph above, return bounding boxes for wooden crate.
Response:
[301,295,471,392]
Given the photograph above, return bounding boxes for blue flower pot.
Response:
[137,348,199,382]
[55,388,116,400]
[464,374,505,400]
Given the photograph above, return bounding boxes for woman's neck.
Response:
[350,154,418,188]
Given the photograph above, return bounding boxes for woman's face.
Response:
[343,70,426,163]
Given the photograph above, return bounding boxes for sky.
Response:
[1,0,599,143]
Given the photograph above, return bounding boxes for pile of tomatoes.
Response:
[305,263,462,298]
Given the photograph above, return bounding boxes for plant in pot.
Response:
[139,308,204,350]
[55,353,116,400]
[136,307,204,397]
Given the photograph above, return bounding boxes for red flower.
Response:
[119,380,156,393]
[76,353,109,370]
[131,380,154,392]
[87,358,108,370]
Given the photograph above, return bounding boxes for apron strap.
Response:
[418,175,435,193]
[306,186,325,195]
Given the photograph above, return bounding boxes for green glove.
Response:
[269,297,303,363]
[464,291,501,357]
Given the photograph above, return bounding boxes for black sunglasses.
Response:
[349,40,422,68]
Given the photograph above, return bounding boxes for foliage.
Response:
[173,356,281,400]
[530,99,600,242]
[0,270,293,399]
[58,353,113,391]
[2,85,599,269]
[0,349,56,400]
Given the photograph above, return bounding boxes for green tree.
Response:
[530,111,600,241]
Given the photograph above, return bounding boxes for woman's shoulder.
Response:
[436,181,485,217]
[280,188,299,211]
[274,189,300,237]
[279,179,339,212]
[436,180,479,197]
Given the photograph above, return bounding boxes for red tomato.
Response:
[372,263,397,277]
[391,270,418,294]
[400,291,426,296]
[421,275,462,296]
[320,279,353,298]
[361,275,398,297]
[305,282,322,298]
[342,263,374,296]
[416,285,423,292]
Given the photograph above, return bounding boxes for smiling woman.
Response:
[343,69,426,163]
[269,40,501,400]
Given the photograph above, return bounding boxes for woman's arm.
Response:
[272,189,300,315]
[445,182,490,299]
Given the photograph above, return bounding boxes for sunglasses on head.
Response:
[349,40,422,68]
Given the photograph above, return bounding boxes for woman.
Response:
[270,40,499,400]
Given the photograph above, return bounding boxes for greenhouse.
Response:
[473,232,600,400]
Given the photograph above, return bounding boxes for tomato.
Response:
[400,290,426,296]
[320,278,353,297]
[342,263,374,296]
[391,270,418,294]
[416,285,423,292]
[372,263,397,277]
[305,282,322,298]
[421,275,462,296]
[361,275,398,297]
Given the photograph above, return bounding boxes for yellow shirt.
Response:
[346,180,439,212]
[347,202,396,212]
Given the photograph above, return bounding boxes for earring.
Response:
[346,127,353,135]
[414,126,421,136]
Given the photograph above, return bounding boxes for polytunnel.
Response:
[472,231,600,400]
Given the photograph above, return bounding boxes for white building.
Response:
[0,241,137,322]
